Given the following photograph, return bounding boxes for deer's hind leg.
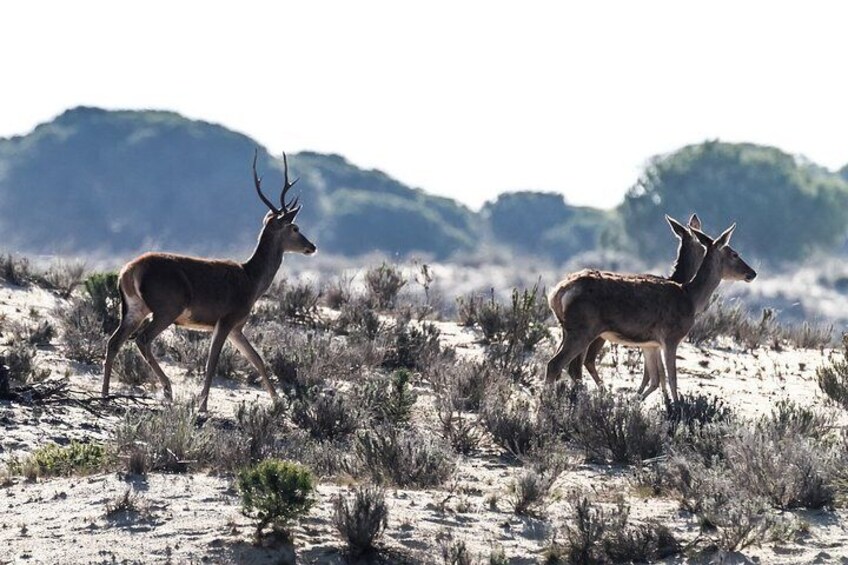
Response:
[546,326,597,385]
[639,347,666,400]
[103,290,150,398]
[134,307,182,401]
[582,337,606,389]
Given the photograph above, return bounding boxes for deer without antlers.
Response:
[546,222,756,403]
[570,214,706,398]
[102,150,316,412]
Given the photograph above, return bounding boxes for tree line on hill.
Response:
[1,106,847,265]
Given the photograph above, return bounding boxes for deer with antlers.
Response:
[102,150,316,412]
[569,214,706,398]
[546,222,756,403]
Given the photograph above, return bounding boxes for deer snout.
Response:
[304,243,317,255]
[744,269,757,282]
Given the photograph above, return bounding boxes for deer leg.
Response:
[546,330,568,383]
[229,329,278,400]
[546,330,595,385]
[663,344,680,404]
[637,347,657,395]
[640,348,664,400]
[567,355,584,382]
[198,320,235,413]
[583,338,606,389]
[134,310,180,401]
[103,308,148,398]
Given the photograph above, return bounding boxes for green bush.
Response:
[11,441,108,479]
[83,272,120,334]
[237,459,315,537]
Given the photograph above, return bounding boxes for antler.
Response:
[279,152,301,214]
[252,149,280,213]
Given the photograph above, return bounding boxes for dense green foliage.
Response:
[10,441,108,478]
[482,192,610,262]
[237,459,315,536]
[620,141,848,262]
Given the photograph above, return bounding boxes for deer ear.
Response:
[714,223,736,248]
[688,213,702,231]
[690,227,713,247]
[665,215,689,239]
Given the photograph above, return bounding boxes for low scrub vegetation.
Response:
[112,401,219,473]
[818,334,848,410]
[355,425,455,487]
[333,485,389,557]
[9,441,108,480]
[546,497,680,564]
[365,262,407,310]
[689,296,832,350]
[457,284,551,380]
[569,389,665,464]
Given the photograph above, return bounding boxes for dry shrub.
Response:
[818,334,848,410]
[291,386,361,441]
[2,336,49,383]
[113,401,219,473]
[435,376,483,454]
[113,347,154,387]
[355,425,455,487]
[427,358,492,412]
[57,298,106,364]
[365,262,407,310]
[333,485,389,557]
[380,314,443,372]
[547,497,680,564]
[690,296,833,350]
[480,392,540,458]
[256,279,323,327]
[569,389,666,464]
[42,260,87,299]
[0,253,34,286]
[354,369,418,428]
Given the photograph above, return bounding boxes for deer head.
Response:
[692,224,756,282]
[253,150,316,255]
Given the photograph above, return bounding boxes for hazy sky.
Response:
[2,1,847,210]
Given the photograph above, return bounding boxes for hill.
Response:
[2,108,848,265]
[0,107,480,260]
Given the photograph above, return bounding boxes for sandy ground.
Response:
[1,282,847,564]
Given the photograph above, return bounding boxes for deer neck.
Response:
[684,251,723,314]
[242,227,285,299]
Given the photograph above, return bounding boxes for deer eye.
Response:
[292,226,299,233]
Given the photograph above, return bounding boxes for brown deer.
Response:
[569,214,705,397]
[102,151,316,412]
[546,223,755,403]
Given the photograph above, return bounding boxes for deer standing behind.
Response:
[102,151,316,412]
[546,223,756,403]
[570,214,705,398]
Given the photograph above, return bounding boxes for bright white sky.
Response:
[2,1,847,210]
